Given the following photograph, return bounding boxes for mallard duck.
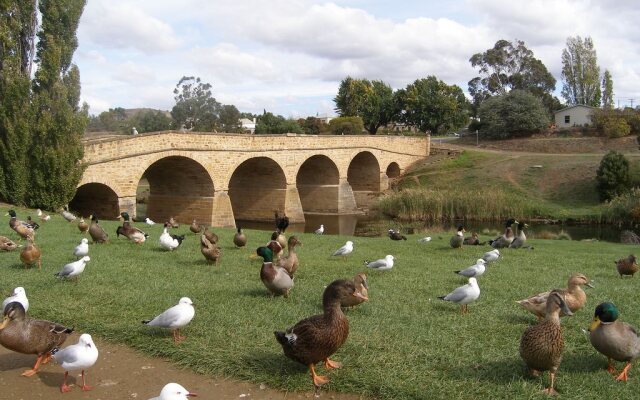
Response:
[26,216,39,230]
[275,232,287,250]
[77,217,89,233]
[88,214,108,243]
[516,273,593,320]
[0,302,73,376]
[7,210,35,240]
[73,238,89,258]
[332,241,353,258]
[55,256,90,280]
[455,259,486,278]
[315,224,324,235]
[0,235,20,251]
[341,273,369,308]
[519,291,572,395]
[142,297,195,343]
[489,218,517,249]
[509,222,529,248]
[2,287,29,313]
[168,217,179,228]
[117,212,149,244]
[189,219,202,234]
[449,225,465,249]
[7,210,38,231]
[159,223,185,251]
[588,302,640,381]
[150,383,197,399]
[364,255,395,271]
[257,246,293,297]
[233,226,247,248]
[615,255,638,278]
[60,206,77,222]
[200,234,221,265]
[20,235,41,269]
[52,333,99,393]
[275,211,289,233]
[267,231,284,260]
[438,277,480,314]
[278,236,302,277]
[203,226,218,244]
[36,209,50,222]
[274,279,364,388]
[463,232,483,245]
[387,229,407,241]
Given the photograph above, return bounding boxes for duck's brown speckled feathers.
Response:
[278,236,302,277]
[341,273,369,308]
[20,235,41,269]
[77,218,89,233]
[615,255,638,278]
[233,227,247,248]
[200,234,221,265]
[0,236,19,251]
[88,214,109,243]
[203,227,219,245]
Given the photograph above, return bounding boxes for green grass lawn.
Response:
[2,206,640,399]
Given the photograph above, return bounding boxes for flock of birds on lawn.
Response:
[1,208,640,397]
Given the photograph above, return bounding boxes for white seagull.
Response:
[142,297,195,343]
[331,240,353,258]
[2,286,29,313]
[438,277,481,314]
[159,224,185,251]
[418,236,432,243]
[149,383,198,400]
[482,249,501,263]
[315,224,324,235]
[52,333,99,393]
[145,217,156,225]
[73,238,89,258]
[364,255,395,270]
[55,256,90,280]
[455,259,486,278]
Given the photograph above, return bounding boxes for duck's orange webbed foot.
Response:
[615,362,631,381]
[309,364,330,387]
[324,358,342,369]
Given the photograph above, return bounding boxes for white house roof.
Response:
[553,104,597,115]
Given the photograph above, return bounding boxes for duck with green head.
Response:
[117,212,149,244]
[589,302,640,381]
[257,246,293,297]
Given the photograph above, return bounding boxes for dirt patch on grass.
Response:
[453,135,638,153]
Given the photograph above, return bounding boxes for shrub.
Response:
[596,151,631,201]
[329,116,365,135]
[606,187,640,222]
[602,116,631,138]
[477,90,549,140]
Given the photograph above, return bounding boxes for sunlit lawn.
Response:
[2,206,639,399]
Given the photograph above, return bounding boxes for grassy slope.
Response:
[397,150,640,220]
[2,206,640,399]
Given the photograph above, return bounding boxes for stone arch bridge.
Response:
[72,131,430,227]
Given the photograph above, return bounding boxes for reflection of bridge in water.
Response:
[72,131,430,227]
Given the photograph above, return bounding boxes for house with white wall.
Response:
[240,117,256,133]
[554,105,596,128]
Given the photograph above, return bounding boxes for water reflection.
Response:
[236,213,369,236]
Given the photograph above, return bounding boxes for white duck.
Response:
[159,224,185,251]
[53,333,99,393]
[149,383,198,400]
[331,240,353,258]
[55,256,90,280]
[143,297,195,343]
[37,208,51,222]
[364,255,395,270]
[455,259,486,278]
[145,217,156,225]
[2,286,29,313]
[482,249,500,263]
[61,206,77,222]
[315,224,324,235]
[73,238,89,258]
[438,277,481,314]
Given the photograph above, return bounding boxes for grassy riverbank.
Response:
[2,206,639,399]
[378,150,640,222]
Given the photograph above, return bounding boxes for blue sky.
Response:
[74,0,640,117]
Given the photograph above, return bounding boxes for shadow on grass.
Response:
[499,313,537,326]
[562,353,604,373]
[240,288,272,298]
[450,357,524,385]
[241,349,306,377]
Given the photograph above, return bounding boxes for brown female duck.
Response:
[257,247,293,297]
[190,219,203,234]
[615,254,638,278]
[0,236,20,251]
[233,226,247,248]
[341,273,369,308]
[516,273,593,320]
[20,235,41,269]
[275,279,366,388]
[77,217,89,234]
[519,291,573,395]
[203,226,219,244]
[278,236,302,277]
[88,214,109,243]
[0,302,73,376]
[489,218,517,249]
[200,234,221,265]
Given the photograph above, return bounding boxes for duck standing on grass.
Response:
[200,234,221,265]
[509,221,531,249]
[159,223,185,251]
[88,214,109,244]
[73,238,89,258]
[275,279,364,389]
[519,291,572,395]
[257,247,293,297]
[516,273,593,320]
[0,302,73,377]
[117,212,149,244]
[7,210,36,239]
[278,236,302,277]
[142,297,195,343]
[275,211,289,234]
[149,383,198,399]
[489,218,517,249]
[233,226,247,248]
[77,217,89,234]
[52,333,99,393]
[438,277,480,314]
[2,287,29,313]
[615,254,638,278]
[449,225,465,249]
[189,219,202,234]
[20,234,41,269]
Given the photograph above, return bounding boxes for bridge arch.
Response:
[69,182,119,219]
[386,162,401,178]
[141,155,215,225]
[296,155,340,213]
[348,151,380,208]
[229,157,287,222]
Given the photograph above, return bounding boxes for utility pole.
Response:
[630,99,635,108]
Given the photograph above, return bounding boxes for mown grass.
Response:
[2,206,640,399]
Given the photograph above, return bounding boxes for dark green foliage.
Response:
[592,108,640,137]
[334,77,396,134]
[328,116,364,135]
[603,117,630,138]
[298,117,329,135]
[171,76,220,131]
[254,111,302,134]
[561,36,602,106]
[477,90,548,139]
[131,110,173,133]
[597,151,630,201]
[602,69,614,109]
[218,104,242,132]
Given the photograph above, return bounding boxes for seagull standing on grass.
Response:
[55,256,90,280]
[364,255,395,270]
[418,236,432,243]
[142,297,195,343]
[52,333,99,393]
[331,241,353,258]
[2,286,29,312]
[438,277,481,314]
[455,259,486,278]
[148,383,198,400]
[145,217,156,225]
[482,249,500,263]
[73,238,89,258]
[315,224,324,235]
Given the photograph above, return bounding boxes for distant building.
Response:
[554,105,596,128]
[240,117,256,134]
[314,114,334,124]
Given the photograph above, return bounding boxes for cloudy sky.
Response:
[75,0,640,117]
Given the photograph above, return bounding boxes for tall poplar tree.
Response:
[561,36,601,106]
[27,0,88,209]
[601,69,614,109]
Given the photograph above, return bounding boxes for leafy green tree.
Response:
[254,111,302,134]
[329,116,364,135]
[597,151,630,201]
[0,0,36,204]
[601,69,614,109]
[28,0,87,209]
[395,76,469,134]
[131,110,173,133]
[334,77,396,134]
[602,117,630,138]
[171,76,220,131]
[298,117,328,135]
[561,36,601,106]
[218,104,242,132]
[477,90,548,139]
[468,39,557,115]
